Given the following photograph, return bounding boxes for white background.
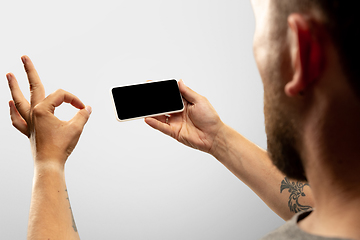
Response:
[0,0,284,239]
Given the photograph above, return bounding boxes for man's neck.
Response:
[298,77,360,239]
[298,191,360,239]
[298,143,360,239]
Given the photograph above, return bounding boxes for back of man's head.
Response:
[255,0,360,182]
[274,0,360,97]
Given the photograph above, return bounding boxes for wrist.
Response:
[33,158,66,173]
[209,123,231,159]
[32,148,68,168]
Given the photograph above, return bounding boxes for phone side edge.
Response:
[109,87,125,122]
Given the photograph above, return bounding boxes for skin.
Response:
[148,0,360,238]
[251,0,360,238]
[12,0,360,237]
[8,57,312,238]
[7,55,91,240]
[145,80,314,221]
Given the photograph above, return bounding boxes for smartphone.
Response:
[110,79,184,122]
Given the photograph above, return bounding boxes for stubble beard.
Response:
[265,99,307,182]
[263,60,308,182]
[256,8,308,181]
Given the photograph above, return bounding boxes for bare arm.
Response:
[146,80,313,220]
[7,56,91,239]
[211,124,313,220]
[28,164,78,239]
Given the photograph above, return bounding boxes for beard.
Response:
[264,89,308,182]
[255,22,308,182]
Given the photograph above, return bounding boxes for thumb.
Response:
[71,105,92,127]
[178,80,200,104]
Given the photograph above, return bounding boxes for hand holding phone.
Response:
[145,80,224,155]
[111,79,184,121]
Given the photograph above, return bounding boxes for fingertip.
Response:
[72,107,91,126]
[6,73,17,86]
[6,72,12,81]
[21,55,28,64]
[85,105,92,115]
[178,79,186,91]
[144,117,160,130]
[144,117,153,125]
[178,80,198,103]
[179,79,190,93]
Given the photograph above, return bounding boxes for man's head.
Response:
[251,0,360,181]
[270,0,360,96]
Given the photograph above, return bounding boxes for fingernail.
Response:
[6,73,12,82]
[85,106,92,115]
[21,56,26,64]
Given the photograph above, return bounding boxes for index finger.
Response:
[41,89,85,114]
[21,55,45,106]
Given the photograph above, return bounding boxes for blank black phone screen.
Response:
[112,79,184,121]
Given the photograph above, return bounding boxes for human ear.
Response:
[285,14,323,97]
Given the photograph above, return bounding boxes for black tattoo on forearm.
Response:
[65,189,78,232]
[280,177,312,213]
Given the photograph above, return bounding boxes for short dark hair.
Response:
[274,0,360,97]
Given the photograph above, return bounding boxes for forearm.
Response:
[6,56,89,239]
[211,124,314,220]
[27,162,79,240]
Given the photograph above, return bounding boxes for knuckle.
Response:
[69,121,83,135]
[29,82,38,90]
[53,88,65,96]
[32,104,45,117]
[30,83,44,95]
[14,100,23,109]
[77,110,88,120]
[200,95,208,102]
